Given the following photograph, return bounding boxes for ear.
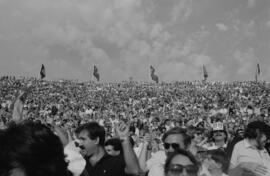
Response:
[95,137,100,145]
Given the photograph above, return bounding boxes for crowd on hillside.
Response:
[0,76,270,176]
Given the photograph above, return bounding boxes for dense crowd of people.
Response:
[0,75,270,176]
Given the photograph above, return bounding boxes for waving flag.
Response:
[40,64,46,79]
[150,66,159,83]
[255,63,261,82]
[203,65,208,81]
[257,63,261,75]
[93,65,100,81]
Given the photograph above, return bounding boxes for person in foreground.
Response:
[76,121,140,176]
[0,121,71,176]
[164,148,200,176]
[229,121,270,176]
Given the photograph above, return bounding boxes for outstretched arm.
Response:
[116,122,141,175]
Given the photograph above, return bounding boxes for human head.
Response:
[211,122,227,143]
[203,149,229,174]
[164,148,200,176]
[104,138,122,156]
[75,122,105,157]
[244,121,270,150]
[0,121,69,176]
[162,127,192,156]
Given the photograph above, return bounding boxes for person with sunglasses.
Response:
[138,127,192,176]
[164,148,200,176]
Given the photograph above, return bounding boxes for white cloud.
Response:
[170,0,192,24]
[247,0,256,8]
[0,0,269,82]
[216,23,228,32]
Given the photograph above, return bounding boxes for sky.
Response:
[0,0,269,82]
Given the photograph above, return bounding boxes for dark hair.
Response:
[0,121,69,176]
[104,138,122,153]
[211,130,228,143]
[207,149,229,173]
[164,148,200,175]
[75,122,105,146]
[244,121,270,139]
[162,127,192,149]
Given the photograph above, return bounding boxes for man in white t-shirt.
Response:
[230,121,270,176]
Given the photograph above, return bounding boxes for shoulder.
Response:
[233,139,244,149]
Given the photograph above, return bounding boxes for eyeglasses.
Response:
[167,164,199,175]
[163,143,180,150]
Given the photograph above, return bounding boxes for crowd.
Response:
[0,75,270,176]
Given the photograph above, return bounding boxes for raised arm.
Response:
[116,122,141,175]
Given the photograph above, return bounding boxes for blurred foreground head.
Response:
[0,121,70,176]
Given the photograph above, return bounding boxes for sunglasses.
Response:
[163,143,180,150]
[167,164,199,175]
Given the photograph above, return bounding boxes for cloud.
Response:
[0,0,269,82]
[216,23,228,32]
[170,0,193,24]
[247,0,256,8]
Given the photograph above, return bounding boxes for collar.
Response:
[243,139,258,150]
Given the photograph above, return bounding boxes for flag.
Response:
[151,74,159,83]
[93,65,100,81]
[257,63,261,75]
[40,64,46,79]
[203,65,208,81]
[150,65,155,74]
[150,66,159,83]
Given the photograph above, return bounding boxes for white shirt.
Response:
[146,151,166,176]
[230,139,270,174]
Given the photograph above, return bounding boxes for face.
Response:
[164,134,186,156]
[78,130,97,157]
[256,132,267,150]
[213,131,226,142]
[203,155,222,173]
[166,154,198,176]
[105,145,120,156]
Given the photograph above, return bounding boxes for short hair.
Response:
[75,122,105,146]
[207,149,229,173]
[211,130,228,143]
[0,121,69,176]
[164,148,200,175]
[104,138,122,153]
[244,121,270,139]
[162,127,192,149]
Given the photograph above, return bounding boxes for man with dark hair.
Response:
[0,121,70,176]
[203,149,229,176]
[104,138,122,156]
[229,121,270,176]
[138,127,192,176]
[76,121,140,176]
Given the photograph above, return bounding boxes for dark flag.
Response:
[93,65,100,81]
[203,65,208,81]
[40,64,46,79]
[257,63,261,75]
[150,65,155,74]
[150,66,159,83]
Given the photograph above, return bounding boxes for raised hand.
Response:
[115,121,130,141]
[12,91,27,123]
